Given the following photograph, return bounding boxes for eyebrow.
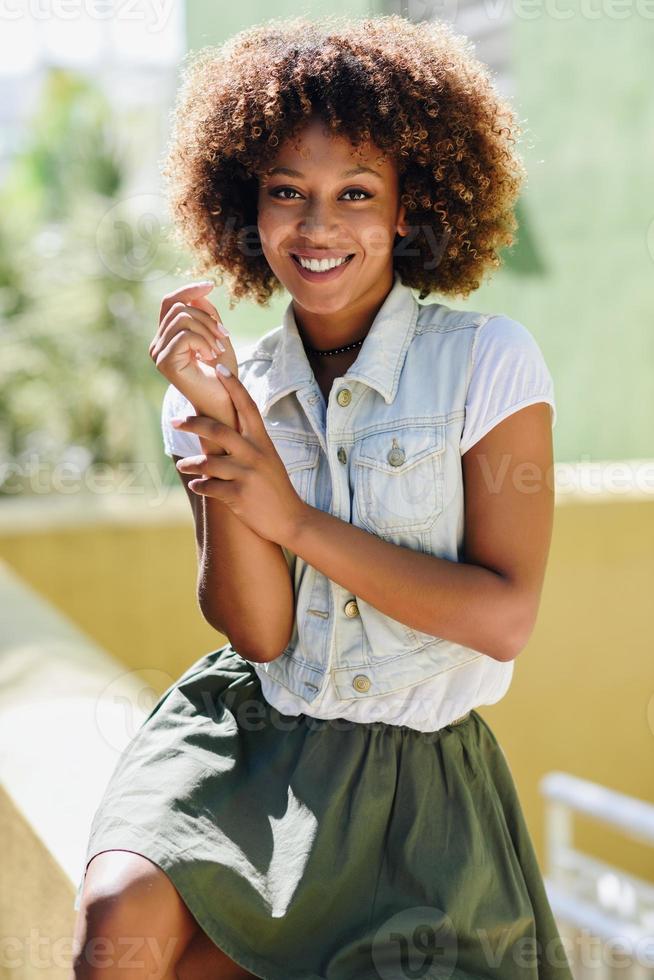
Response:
[268,165,383,180]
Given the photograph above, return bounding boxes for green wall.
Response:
[466,10,654,464]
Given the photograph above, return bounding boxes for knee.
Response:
[71,852,195,979]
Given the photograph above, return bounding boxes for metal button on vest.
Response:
[337,446,347,464]
[344,599,359,617]
[336,388,352,407]
[352,673,370,692]
[387,445,406,466]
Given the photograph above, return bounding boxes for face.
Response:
[256,115,408,339]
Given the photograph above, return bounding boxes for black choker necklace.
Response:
[303,337,365,357]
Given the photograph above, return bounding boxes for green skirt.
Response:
[76,642,574,980]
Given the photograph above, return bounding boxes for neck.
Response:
[291,269,394,352]
[309,348,360,387]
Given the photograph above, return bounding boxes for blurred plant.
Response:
[0,67,182,498]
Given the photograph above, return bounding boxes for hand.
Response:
[148,280,238,424]
[170,365,309,547]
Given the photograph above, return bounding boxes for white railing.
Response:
[540,771,654,979]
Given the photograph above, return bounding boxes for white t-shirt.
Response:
[460,313,557,453]
[161,313,556,731]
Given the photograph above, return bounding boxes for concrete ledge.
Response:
[0,559,151,978]
[0,784,74,980]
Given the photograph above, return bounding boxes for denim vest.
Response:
[233,271,495,707]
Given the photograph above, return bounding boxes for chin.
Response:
[289,288,355,313]
[272,267,351,303]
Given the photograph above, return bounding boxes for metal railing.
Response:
[540,771,654,979]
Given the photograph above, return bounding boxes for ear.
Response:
[396,202,409,238]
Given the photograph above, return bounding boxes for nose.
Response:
[298,197,340,237]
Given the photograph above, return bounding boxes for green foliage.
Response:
[0,67,183,497]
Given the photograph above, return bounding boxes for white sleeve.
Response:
[161,383,203,459]
[460,314,557,455]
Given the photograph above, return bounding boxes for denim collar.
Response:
[258,271,420,417]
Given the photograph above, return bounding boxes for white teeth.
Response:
[296,255,350,272]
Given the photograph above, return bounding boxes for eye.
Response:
[269,187,372,201]
[270,187,301,200]
[341,188,371,201]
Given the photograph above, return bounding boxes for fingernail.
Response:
[215,320,230,337]
[214,341,226,354]
[216,363,231,377]
[170,417,184,426]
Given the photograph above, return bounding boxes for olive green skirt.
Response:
[76,642,573,980]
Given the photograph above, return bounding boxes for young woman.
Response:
[72,14,573,980]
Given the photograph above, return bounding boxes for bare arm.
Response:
[152,280,295,664]
[172,410,295,664]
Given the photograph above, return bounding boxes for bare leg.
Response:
[176,926,260,979]
[70,849,257,979]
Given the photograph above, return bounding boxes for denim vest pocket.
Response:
[352,425,445,534]
[273,436,321,505]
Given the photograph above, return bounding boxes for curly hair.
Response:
[161,13,527,308]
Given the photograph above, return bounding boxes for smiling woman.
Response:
[73,13,572,980]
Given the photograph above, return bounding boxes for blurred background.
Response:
[0,1,652,977]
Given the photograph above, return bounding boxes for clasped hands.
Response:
[171,364,309,549]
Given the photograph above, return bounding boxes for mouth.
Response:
[290,253,356,281]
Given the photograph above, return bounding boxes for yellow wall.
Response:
[1,487,652,881]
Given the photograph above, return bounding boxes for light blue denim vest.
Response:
[235,271,494,706]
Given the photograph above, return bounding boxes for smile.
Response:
[290,253,355,281]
